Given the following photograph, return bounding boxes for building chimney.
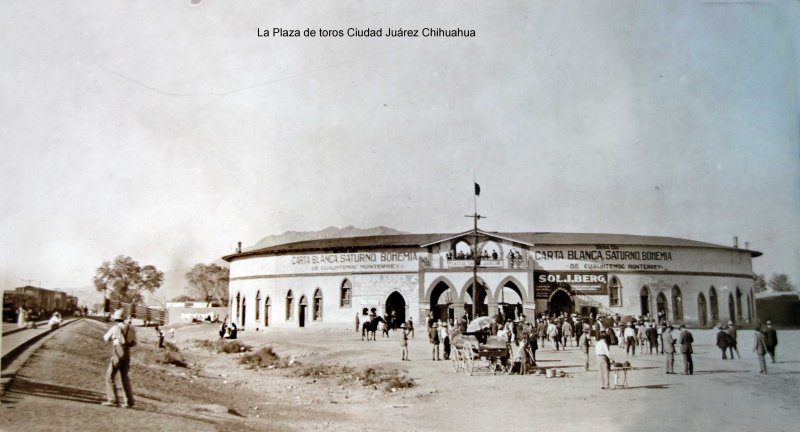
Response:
[236,241,242,253]
[733,236,738,248]
[744,241,749,250]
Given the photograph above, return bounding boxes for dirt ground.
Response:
[2,320,798,431]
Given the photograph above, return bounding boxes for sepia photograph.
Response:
[1,1,799,431]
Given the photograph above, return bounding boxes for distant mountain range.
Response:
[245,225,408,251]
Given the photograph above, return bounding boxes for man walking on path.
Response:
[753,325,768,373]
[726,321,740,359]
[764,320,778,363]
[103,309,137,408]
[662,325,676,374]
[679,324,694,375]
[716,325,730,359]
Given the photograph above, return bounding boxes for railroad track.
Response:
[1,318,88,397]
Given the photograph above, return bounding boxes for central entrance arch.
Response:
[385,291,406,329]
[498,280,524,319]
[548,288,574,316]
[465,278,490,319]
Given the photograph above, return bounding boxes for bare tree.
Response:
[768,273,796,292]
[93,255,164,304]
[185,263,230,305]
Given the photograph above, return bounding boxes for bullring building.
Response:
[223,230,759,330]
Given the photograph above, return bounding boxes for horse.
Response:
[362,316,385,341]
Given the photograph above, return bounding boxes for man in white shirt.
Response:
[594,334,612,389]
[623,323,637,356]
[102,309,137,408]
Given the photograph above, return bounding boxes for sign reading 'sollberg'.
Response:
[534,272,608,299]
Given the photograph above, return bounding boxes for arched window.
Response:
[671,286,683,321]
[728,293,736,324]
[286,290,294,320]
[255,291,261,322]
[609,277,621,307]
[235,292,241,321]
[709,286,719,323]
[264,297,271,327]
[697,293,708,326]
[340,279,352,307]
[736,287,743,321]
[313,289,323,321]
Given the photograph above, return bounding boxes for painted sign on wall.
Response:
[534,271,608,298]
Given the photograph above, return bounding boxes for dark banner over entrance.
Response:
[534,271,608,299]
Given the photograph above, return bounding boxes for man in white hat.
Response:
[102,309,137,407]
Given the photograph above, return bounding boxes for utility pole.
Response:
[465,184,485,320]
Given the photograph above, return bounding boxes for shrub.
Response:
[156,349,188,368]
[239,347,290,368]
[194,339,251,354]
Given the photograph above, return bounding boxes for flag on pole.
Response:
[474,182,481,196]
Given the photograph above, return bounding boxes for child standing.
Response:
[401,321,411,361]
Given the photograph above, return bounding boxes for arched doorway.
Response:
[697,293,707,327]
[298,295,307,327]
[264,297,271,327]
[672,286,683,321]
[286,290,294,321]
[736,287,743,322]
[465,279,489,319]
[746,291,753,323]
[656,292,668,323]
[313,289,322,321]
[640,286,651,317]
[385,291,406,329]
[498,281,523,319]
[728,293,735,324]
[235,292,240,323]
[548,288,573,316]
[255,291,261,324]
[429,280,455,324]
[709,287,718,324]
[240,298,246,327]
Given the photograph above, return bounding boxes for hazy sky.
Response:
[2,1,798,298]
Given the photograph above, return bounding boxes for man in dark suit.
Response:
[679,324,694,375]
[726,321,740,359]
[715,325,730,359]
[764,320,778,363]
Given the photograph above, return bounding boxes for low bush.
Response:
[239,346,290,368]
[293,364,415,392]
[155,348,188,368]
[194,339,251,354]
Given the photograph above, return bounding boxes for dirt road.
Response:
[2,320,797,431]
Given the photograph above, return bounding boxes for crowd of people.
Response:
[354,307,783,387]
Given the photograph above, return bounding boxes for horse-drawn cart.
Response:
[450,331,512,375]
